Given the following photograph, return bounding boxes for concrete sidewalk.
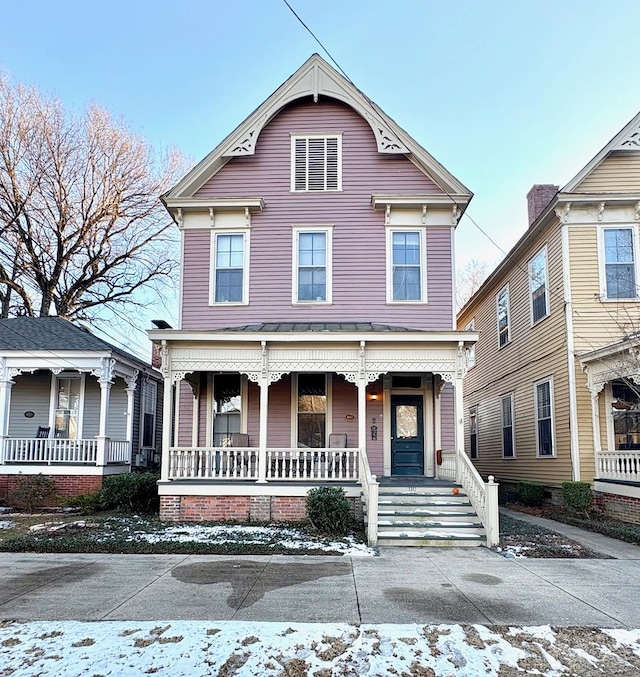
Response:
[500,507,640,559]
[0,544,638,627]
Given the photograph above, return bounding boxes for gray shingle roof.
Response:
[0,317,151,367]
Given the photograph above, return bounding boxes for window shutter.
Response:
[294,138,307,191]
[326,137,338,190]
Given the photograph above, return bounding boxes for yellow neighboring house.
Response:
[458,112,640,524]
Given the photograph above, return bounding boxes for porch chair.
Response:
[36,426,50,438]
[328,433,348,477]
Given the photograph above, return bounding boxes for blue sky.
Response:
[2,0,639,354]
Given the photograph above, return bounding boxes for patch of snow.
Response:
[0,520,14,530]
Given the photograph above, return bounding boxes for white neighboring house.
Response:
[0,317,162,498]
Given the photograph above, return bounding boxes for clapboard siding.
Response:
[106,378,127,439]
[459,217,573,486]
[575,153,640,192]
[440,384,455,450]
[177,380,194,446]
[330,376,358,447]
[8,371,51,437]
[182,99,454,330]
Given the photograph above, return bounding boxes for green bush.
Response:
[517,481,546,507]
[99,472,160,514]
[7,474,58,512]
[306,487,352,537]
[562,481,593,514]
[62,491,102,513]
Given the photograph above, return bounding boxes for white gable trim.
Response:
[563,111,640,193]
[165,54,472,200]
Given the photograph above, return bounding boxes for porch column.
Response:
[257,377,269,483]
[0,357,13,464]
[96,358,115,466]
[357,378,367,459]
[124,371,139,461]
[588,381,605,479]
[454,342,465,485]
[160,342,173,481]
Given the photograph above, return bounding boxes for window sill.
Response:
[209,301,249,307]
[386,300,426,305]
[600,297,640,302]
[498,340,512,350]
[531,313,550,328]
[290,189,343,194]
[536,454,556,459]
[293,301,332,306]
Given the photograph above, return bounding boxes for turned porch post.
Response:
[0,357,14,464]
[124,371,139,461]
[95,357,115,466]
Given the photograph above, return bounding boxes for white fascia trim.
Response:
[157,481,361,498]
[147,329,480,346]
[0,465,129,476]
[372,194,470,208]
[562,224,580,480]
[164,198,264,210]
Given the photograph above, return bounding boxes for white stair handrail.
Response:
[457,449,499,547]
[358,446,379,546]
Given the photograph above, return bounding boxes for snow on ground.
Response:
[1,621,639,676]
[0,520,14,530]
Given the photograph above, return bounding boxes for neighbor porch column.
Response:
[160,342,173,481]
[454,342,465,484]
[96,357,115,466]
[0,357,14,464]
[124,370,139,460]
[589,382,604,480]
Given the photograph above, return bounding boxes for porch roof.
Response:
[208,322,418,333]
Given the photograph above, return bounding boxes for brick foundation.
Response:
[159,494,362,523]
[0,473,103,500]
[595,491,640,525]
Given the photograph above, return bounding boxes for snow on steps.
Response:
[368,484,486,547]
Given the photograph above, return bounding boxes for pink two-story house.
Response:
[149,55,495,546]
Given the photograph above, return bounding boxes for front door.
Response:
[391,395,424,475]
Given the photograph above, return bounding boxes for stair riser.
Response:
[377,538,484,547]
[376,513,478,523]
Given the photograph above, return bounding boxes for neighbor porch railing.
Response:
[168,446,359,481]
[455,449,499,547]
[1,438,131,465]
[358,445,379,546]
[596,450,640,483]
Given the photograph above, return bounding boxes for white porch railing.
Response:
[358,445,379,546]
[596,450,640,483]
[167,447,360,482]
[107,440,130,464]
[437,449,457,482]
[2,438,98,464]
[456,449,499,547]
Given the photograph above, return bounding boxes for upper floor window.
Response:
[535,377,554,457]
[291,135,342,192]
[465,319,476,369]
[469,407,478,459]
[141,380,157,449]
[293,227,332,303]
[496,285,510,347]
[211,232,248,305]
[501,393,515,458]
[603,227,637,299]
[387,229,425,303]
[529,247,549,323]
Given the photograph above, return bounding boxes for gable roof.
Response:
[562,110,640,193]
[164,54,472,203]
[0,317,153,369]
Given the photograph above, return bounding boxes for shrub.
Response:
[99,472,160,514]
[498,483,520,505]
[306,487,352,537]
[562,481,593,514]
[62,491,102,513]
[517,481,546,507]
[7,474,58,512]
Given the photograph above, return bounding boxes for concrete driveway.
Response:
[1,547,639,627]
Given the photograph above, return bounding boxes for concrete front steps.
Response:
[373,483,486,547]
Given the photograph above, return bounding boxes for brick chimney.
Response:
[527,184,559,227]
[151,342,162,369]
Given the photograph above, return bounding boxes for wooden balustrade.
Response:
[596,450,640,482]
[2,438,97,464]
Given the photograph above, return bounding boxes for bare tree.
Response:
[456,258,491,311]
[0,75,185,324]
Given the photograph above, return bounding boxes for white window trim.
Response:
[469,406,478,460]
[290,373,333,448]
[496,284,511,348]
[501,392,516,459]
[140,379,157,450]
[49,372,86,440]
[209,230,250,306]
[290,133,343,192]
[465,319,476,369]
[291,225,333,305]
[534,376,555,458]
[598,224,640,301]
[529,245,550,325]
[385,227,427,304]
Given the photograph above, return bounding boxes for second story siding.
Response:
[180,99,456,330]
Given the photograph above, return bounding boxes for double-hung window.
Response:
[141,380,157,449]
[293,227,332,303]
[387,229,425,302]
[501,394,515,458]
[529,247,549,323]
[496,285,510,347]
[211,232,248,304]
[291,135,342,192]
[535,378,554,456]
[603,227,637,299]
[469,407,478,459]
